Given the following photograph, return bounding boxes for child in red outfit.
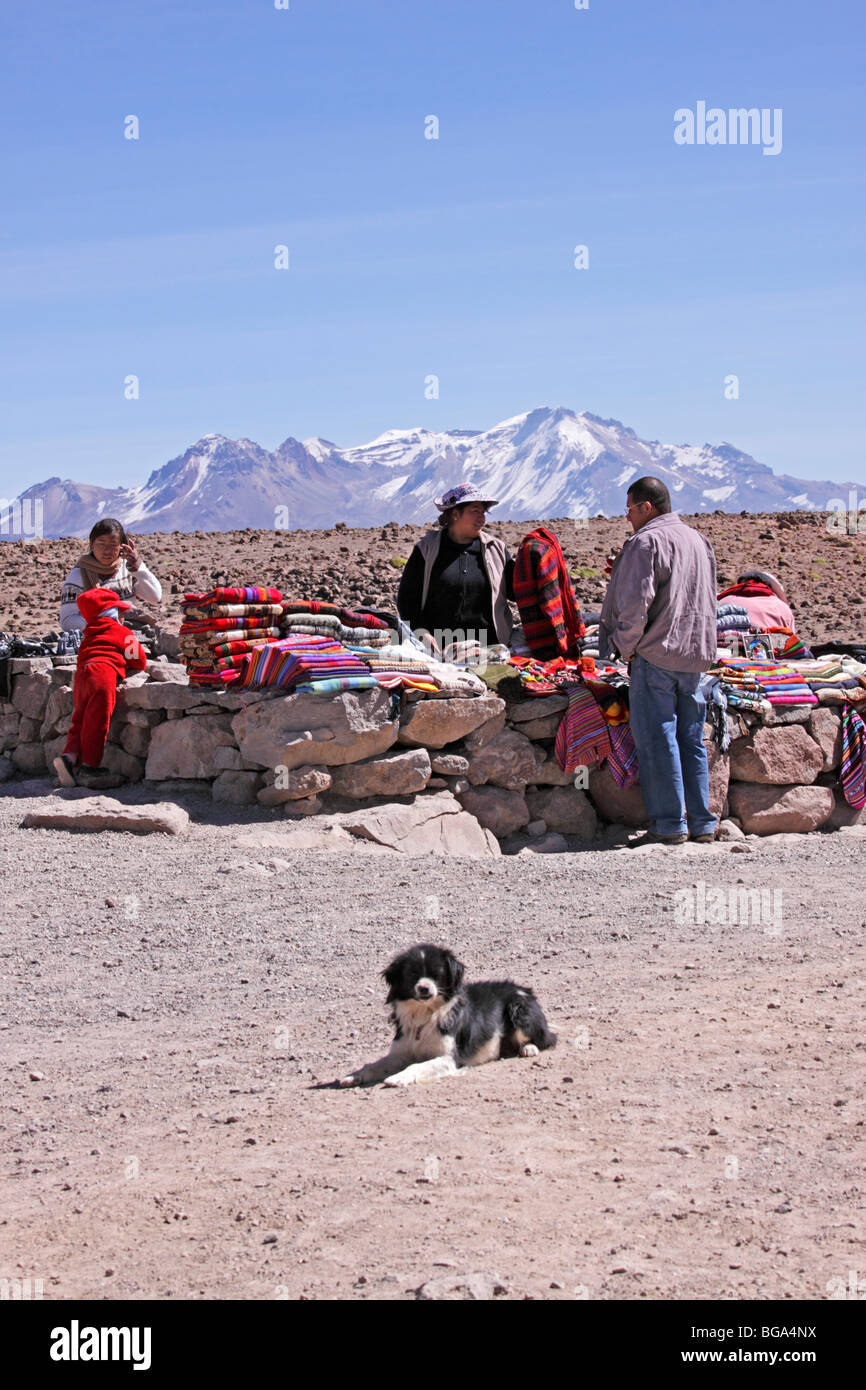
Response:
[53,587,148,788]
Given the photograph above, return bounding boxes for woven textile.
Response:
[184,587,282,605]
[606,721,640,788]
[181,615,281,633]
[514,528,585,660]
[554,683,612,775]
[229,635,372,691]
[182,603,283,620]
[280,599,390,630]
[294,676,380,694]
[840,705,866,808]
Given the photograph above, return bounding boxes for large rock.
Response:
[727,782,835,834]
[39,684,74,739]
[120,682,216,713]
[329,748,431,799]
[588,766,649,826]
[729,724,823,785]
[515,712,564,741]
[0,755,14,782]
[808,708,843,772]
[145,712,236,779]
[10,657,52,674]
[529,750,572,786]
[505,694,569,723]
[118,723,152,759]
[466,727,537,790]
[212,771,261,805]
[398,696,504,750]
[462,706,507,750]
[827,788,866,828]
[11,672,51,719]
[11,741,47,773]
[146,663,188,684]
[233,688,398,770]
[456,785,529,838]
[340,791,499,858]
[526,785,598,838]
[258,765,333,805]
[430,753,469,776]
[100,744,145,782]
[22,796,190,835]
[0,712,20,753]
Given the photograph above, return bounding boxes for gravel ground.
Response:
[1,777,864,1302]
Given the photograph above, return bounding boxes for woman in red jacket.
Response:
[53,587,148,790]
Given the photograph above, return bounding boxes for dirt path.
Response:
[1,783,864,1300]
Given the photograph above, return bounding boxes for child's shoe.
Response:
[75,764,124,790]
[53,753,78,787]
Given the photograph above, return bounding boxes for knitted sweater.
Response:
[60,559,162,633]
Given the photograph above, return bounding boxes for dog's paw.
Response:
[520,1043,539,1058]
[383,1072,413,1087]
[339,1074,360,1088]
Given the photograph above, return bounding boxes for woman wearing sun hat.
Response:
[396,483,515,649]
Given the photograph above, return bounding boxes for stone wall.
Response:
[1,656,862,844]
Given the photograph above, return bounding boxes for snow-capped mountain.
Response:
[5,407,861,538]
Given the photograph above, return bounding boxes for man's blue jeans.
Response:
[628,654,715,838]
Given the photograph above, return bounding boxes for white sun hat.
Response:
[434,483,500,512]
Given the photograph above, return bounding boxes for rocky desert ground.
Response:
[0,781,864,1301]
[1,509,865,645]
[1,512,865,1303]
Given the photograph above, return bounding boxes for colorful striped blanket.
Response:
[184,586,282,605]
[840,705,866,809]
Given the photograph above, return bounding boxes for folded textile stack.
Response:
[280,599,393,648]
[225,634,376,692]
[348,646,439,693]
[710,658,817,707]
[716,603,752,634]
[796,654,866,704]
[348,642,487,696]
[179,585,283,685]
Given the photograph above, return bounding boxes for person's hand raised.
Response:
[119,538,140,572]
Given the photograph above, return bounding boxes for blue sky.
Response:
[1,0,863,498]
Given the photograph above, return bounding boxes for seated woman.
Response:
[59,519,163,633]
[396,485,515,653]
[716,568,797,633]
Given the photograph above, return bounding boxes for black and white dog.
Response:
[339,943,556,1088]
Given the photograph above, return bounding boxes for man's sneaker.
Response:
[690,833,716,844]
[53,754,77,787]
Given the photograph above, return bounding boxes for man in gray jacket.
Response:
[599,477,718,844]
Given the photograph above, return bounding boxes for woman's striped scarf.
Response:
[840,705,866,809]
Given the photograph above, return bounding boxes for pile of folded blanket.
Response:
[280,600,393,647]
[223,634,378,692]
[709,658,817,708]
[179,586,284,686]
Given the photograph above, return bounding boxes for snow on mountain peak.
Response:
[7,405,863,537]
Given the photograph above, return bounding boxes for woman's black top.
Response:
[397,531,515,639]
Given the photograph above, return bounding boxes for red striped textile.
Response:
[514,529,585,660]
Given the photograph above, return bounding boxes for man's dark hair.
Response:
[627,476,671,513]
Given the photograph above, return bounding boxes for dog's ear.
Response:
[444,951,465,995]
[382,959,401,1003]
